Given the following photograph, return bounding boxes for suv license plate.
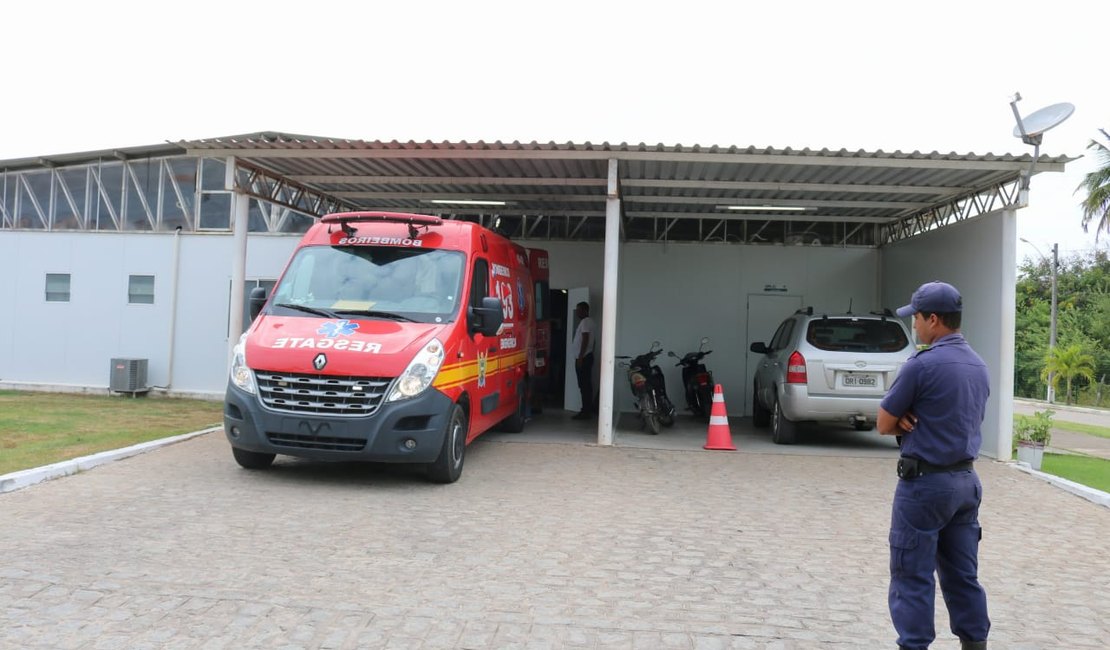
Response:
[843,373,877,387]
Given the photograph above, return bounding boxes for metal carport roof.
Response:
[1,131,1072,246]
[177,132,1072,246]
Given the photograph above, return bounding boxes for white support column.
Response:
[597,159,621,446]
[989,209,1019,460]
[227,189,250,370]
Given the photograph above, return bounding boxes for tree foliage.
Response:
[1077,129,1110,240]
[1042,344,1096,405]
[1014,249,1110,404]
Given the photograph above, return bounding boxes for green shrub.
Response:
[1014,409,1054,446]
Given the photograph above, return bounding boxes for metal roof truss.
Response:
[880,177,1022,244]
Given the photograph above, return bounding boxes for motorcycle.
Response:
[669,336,715,420]
[617,341,676,435]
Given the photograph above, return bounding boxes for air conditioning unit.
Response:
[110,358,149,394]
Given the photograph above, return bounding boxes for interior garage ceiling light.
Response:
[427,199,508,206]
[719,205,808,212]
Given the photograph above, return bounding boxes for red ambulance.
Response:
[224,212,541,483]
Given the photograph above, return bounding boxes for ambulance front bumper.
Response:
[223,381,454,464]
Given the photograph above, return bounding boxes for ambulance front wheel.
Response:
[232,447,275,470]
[427,403,467,484]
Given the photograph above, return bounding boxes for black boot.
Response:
[960,641,987,650]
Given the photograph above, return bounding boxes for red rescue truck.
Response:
[224,212,542,483]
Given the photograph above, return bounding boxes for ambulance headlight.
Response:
[230,334,256,395]
[388,338,444,401]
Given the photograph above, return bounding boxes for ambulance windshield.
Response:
[270,245,465,323]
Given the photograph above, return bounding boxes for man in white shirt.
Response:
[571,301,595,419]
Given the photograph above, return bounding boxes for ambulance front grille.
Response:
[255,371,393,417]
[265,432,367,452]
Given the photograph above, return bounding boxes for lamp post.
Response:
[1020,238,1058,403]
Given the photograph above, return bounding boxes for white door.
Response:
[744,294,803,414]
[564,287,590,412]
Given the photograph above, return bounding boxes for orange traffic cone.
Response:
[704,384,736,451]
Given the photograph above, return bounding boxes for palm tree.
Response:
[1042,343,1096,404]
[1077,128,1110,240]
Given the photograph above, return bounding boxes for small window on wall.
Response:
[198,193,231,230]
[128,275,155,304]
[198,159,232,230]
[45,273,71,302]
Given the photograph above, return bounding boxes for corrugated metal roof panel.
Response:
[0,132,1076,245]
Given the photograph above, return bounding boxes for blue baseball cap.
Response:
[895,281,963,317]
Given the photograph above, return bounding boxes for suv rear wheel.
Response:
[752,384,771,427]
[771,396,797,445]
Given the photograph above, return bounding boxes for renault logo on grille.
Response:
[313,353,327,370]
[299,420,330,437]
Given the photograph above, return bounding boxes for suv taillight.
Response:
[786,351,807,384]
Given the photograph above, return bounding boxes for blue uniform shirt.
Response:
[880,333,990,465]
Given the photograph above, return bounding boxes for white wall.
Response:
[172,234,299,392]
[531,239,881,415]
[0,231,298,396]
[11,226,1011,440]
[539,241,607,296]
[879,210,1017,459]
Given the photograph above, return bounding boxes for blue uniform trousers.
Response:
[889,469,989,649]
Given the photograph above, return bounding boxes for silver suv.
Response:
[749,308,913,444]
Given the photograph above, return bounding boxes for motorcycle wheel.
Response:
[639,395,661,435]
[660,397,676,427]
[696,386,713,420]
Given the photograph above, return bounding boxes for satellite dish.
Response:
[1007,93,1076,203]
[1012,102,1075,139]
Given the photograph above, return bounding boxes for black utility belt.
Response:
[897,457,973,480]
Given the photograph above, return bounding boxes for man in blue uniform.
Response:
[878,281,991,650]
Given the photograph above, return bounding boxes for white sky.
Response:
[3,1,1107,262]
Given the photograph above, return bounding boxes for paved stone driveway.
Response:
[2,431,1107,649]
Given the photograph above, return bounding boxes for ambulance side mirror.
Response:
[469,296,504,337]
[248,286,269,321]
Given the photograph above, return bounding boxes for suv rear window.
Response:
[805,318,909,352]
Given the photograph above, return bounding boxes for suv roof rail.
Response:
[869,308,895,318]
[795,306,814,315]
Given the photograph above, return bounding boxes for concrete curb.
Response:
[1009,461,1110,509]
[0,426,221,494]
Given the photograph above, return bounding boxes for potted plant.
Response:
[1014,409,1054,470]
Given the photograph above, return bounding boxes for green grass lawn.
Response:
[1012,415,1110,440]
[1040,453,1110,493]
[1052,421,1110,440]
[0,390,222,475]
